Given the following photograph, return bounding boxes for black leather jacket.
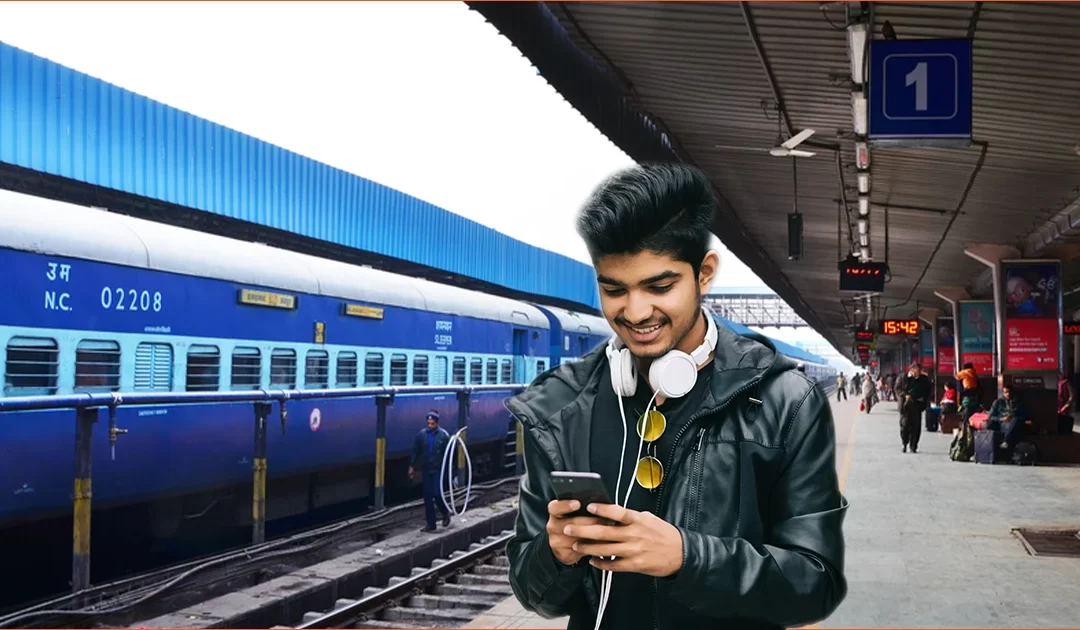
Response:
[503,317,848,630]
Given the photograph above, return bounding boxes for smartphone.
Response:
[551,471,613,518]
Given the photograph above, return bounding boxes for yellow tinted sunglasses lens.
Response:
[636,410,666,442]
[635,456,664,490]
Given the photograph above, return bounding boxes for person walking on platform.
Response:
[409,411,452,532]
[897,363,931,453]
[836,372,848,401]
[861,372,875,413]
[503,164,847,630]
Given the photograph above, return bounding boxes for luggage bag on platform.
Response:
[974,429,998,464]
[925,406,940,432]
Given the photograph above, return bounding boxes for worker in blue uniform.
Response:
[409,410,452,532]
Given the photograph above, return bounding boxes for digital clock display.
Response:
[880,319,919,336]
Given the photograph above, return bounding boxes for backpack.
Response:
[1012,441,1038,466]
[949,419,975,462]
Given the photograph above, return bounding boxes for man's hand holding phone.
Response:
[546,499,604,566]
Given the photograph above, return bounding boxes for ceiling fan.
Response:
[713,127,817,158]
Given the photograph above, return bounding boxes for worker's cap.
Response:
[426,410,440,421]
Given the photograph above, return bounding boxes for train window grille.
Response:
[186,345,220,392]
[364,353,385,386]
[431,356,448,385]
[231,347,262,390]
[485,358,497,384]
[75,340,122,393]
[413,355,429,386]
[336,351,358,387]
[452,358,466,385]
[4,336,60,396]
[500,359,512,384]
[305,350,330,389]
[469,358,483,384]
[270,349,297,388]
[134,342,174,392]
[390,354,409,386]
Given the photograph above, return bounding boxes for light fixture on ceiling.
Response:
[857,171,870,194]
[847,22,868,85]
[855,141,870,169]
[858,194,870,216]
[852,90,868,136]
[857,217,869,235]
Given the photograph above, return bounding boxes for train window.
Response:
[270,349,297,388]
[4,336,59,396]
[430,356,447,385]
[305,350,330,389]
[336,352,358,387]
[364,353,385,386]
[485,359,497,384]
[186,345,220,391]
[75,339,121,392]
[452,358,466,384]
[390,354,409,386]
[500,359,511,384]
[413,355,429,386]
[469,358,483,384]
[134,342,174,392]
[537,360,547,374]
[231,347,262,390]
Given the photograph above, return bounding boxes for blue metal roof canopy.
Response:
[0,40,600,312]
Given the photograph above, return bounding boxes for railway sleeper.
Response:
[406,593,499,610]
[379,604,475,623]
[430,581,512,598]
[455,573,510,586]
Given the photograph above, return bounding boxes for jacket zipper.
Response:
[684,427,707,531]
[649,377,762,630]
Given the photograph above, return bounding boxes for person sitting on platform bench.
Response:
[987,384,1028,454]
[940,381,959,414]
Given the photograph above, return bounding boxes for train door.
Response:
[512,329,528,383]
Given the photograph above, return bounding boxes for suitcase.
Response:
[974,429,998,464]
[925,406,940,432]
[969,412,990,431]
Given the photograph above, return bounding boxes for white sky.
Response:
[0,0,854,371]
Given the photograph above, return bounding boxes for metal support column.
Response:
[374,394,393,511]
[72,406,98,595]
[456,390,470,485]
[252,401,271,545]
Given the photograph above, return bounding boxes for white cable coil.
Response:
[439,427,473,516]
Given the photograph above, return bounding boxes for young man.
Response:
[504,164,848,630]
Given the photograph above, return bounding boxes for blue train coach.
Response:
[0,190,567,535]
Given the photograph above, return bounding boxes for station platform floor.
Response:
[467,395,1080,628]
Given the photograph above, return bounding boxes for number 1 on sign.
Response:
[905,61,928,112]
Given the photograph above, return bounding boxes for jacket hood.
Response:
[505,312,796,436]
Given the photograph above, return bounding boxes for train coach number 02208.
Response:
[100,287,163,312]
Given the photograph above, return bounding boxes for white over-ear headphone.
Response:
[604,307,718,399]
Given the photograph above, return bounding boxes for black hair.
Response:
[575,163,717,277]
[962,362,974,370]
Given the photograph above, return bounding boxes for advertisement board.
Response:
[919,328,934,369]
[1002,260,1061,372]
[957,300,994,374]
[935,316,955,376]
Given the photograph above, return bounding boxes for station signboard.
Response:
[868,38,973,142]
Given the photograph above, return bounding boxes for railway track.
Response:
[293,532,513,629]
[0,479,520,629]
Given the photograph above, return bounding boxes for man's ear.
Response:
[698,250,720,293]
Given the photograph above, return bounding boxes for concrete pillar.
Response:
[934,287,969,394]
[964,243,1021,380]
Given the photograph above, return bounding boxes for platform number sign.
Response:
[868,38,972,141]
